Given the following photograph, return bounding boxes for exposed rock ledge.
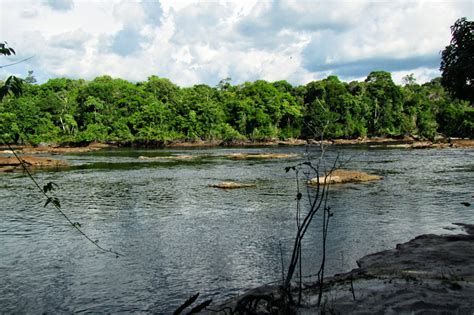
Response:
[308,169,382,185]
[226,153,298,160]
[138,155,196,160]
[0,156,69,172]
[18,142,111,154]
[213,223,474,314]
[209,181,256,189]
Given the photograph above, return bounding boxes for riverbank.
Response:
[214,223,474,314]
[1,137,473,153]
[118,137,474,148]
[1,137,472,173]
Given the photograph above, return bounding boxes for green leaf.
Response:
[0,76,23,101]
[52,197,61,208]
[43,182,59,193]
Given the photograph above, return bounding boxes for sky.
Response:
[1,0,472,86]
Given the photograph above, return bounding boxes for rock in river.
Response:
[226,153,298,160]
[308,169,382,185]
[138,155,196,160]
[209,181,256,189]
[0,155,69,172]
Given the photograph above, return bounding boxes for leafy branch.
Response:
[1,42,121,256]
[7,145,122,257]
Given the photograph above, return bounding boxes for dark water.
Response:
[1,146,473,313]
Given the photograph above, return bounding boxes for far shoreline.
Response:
[1,136,473,153]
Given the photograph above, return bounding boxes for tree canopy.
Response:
[440,17,474,104]
[1,71,472,145]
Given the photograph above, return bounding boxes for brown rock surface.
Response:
[20,145,108,154]
[0,155,68,172]
[138,155,196,160]
[226,153,298,160]
[209,181,256,189]
[308,169,382,185]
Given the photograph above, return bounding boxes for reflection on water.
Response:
[1,146,473,313]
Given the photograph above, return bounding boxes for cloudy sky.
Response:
[1,0,472,86]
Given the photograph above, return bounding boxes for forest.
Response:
[0,71,473,145]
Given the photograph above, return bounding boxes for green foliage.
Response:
[365,71,403,136]
[0,43,24,101]
[0,72,472,144]
[440,17,474,103]
[437,101,474,138]
[0,76,23,101]
[0,41,15,56]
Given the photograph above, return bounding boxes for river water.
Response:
[1,145,473,313]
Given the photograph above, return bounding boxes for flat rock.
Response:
[308,169,382,185]
[21,145,106,154]
[0,155,68,172]
[209,181,256,189]
[226,153,298,160]
[138,155,195,160]
[212,223,474,314]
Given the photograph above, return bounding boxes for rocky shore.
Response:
[1,137,472,173]
[130,137,474,148]
[1,137,473,153]
[212,223,474,314]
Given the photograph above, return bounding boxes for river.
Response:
[1,145,473,313]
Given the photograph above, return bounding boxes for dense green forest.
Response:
[0,71,472,145]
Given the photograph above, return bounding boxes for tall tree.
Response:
[440,17,474,104]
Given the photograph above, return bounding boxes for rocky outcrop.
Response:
[368,139,474,149]
[308,169,382,185]
[213,223,474,314]
[226,153,298,160]
[307,223,474,314]
[209,181,256,189]
[138,155,196,160]
[20,142,111,154]
[0,156,69,172]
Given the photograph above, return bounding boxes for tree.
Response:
[364,71,403,135]
[440,17,474,104]
[25,70,37,84]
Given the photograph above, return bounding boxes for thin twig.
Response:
[8,144,122,257]
[0,55,35,68]
[350,275,356,301]
[279,241,285,286]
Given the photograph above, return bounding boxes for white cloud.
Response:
[50,29,90,50]
[113,0,146,28]
[20,8,40,18]
[300,0,470,81]
[1,0,472,86]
